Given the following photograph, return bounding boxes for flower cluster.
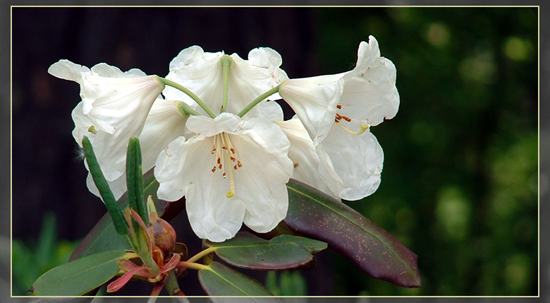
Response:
[49,36,399,242]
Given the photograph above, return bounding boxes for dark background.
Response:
[10,5,541,298]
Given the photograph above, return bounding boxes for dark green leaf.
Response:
[126,137,147,226]
[198,261,273,296]
[70,169,163,261]
[31,250,127,296]
[82,136,129,236]
[206,231,326,270]
[284,179,421,288]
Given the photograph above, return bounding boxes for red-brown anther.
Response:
[230,156,236,162]
[217,157,221,164]
[234,165,237,170]
[211,166,216,172]
[211,147,216,154]
[218,163,222,169]
[342,115,352,122]
[237,161,242,168]
[337,104,342,109]
[230,147,236,154]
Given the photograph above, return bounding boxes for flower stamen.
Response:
[335,122,369,136]
[211,132,241,198]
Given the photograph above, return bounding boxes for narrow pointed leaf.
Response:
[205,232,327,270]
[198,261,273,296]
[284,179,421,288]
[70,169,163,261]
[82,136,129,236]
[31,250,127,296]
[126,137,148,226]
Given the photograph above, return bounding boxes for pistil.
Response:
[210,133,241,198]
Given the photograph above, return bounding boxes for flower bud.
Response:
[149,217,177,253]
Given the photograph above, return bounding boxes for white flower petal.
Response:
[317,126,384,200]
[48,59,90,83]
[339,36,399,127]
[81,75,164,133]
[278,117,337,198]
[279,75,344,145]
[227,48,288,117]
[166,46,288,118]
[186,112,243,137]
[139,99,188,171]
[229,118,293,232]
[258,100,284,122]
[165,46,225,114]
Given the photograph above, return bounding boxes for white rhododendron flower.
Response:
[279,36,399,200]
[164,45,288,118]
[155,113,293,242]
[50,36,399,241]
[49,60,165,182]
[279,36,399,144]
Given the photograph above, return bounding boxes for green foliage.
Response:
[206,232,327,270]
[318,7,538,295]
[266,270,308,296]
[12,212,79,296]
[30,250,127,296]
[198,262,274,296]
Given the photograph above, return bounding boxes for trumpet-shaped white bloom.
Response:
[155,113,293,242]
[49,60,165,182]
[279,36,398,200]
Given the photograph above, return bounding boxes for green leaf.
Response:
[82,136,129,236]
[31,250,127,296]
[206,231,326,270]
[70,169,163,261]
[284,179,421,288]
[265,270,308,296]
[126,137,147,226]
[198,261,273,296]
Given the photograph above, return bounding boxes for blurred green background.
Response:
[317,7,538,296]
[12,6,538,296]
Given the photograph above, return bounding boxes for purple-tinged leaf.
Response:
[198,261,273,296]
[284,179,421,288]
[205,231,327,270]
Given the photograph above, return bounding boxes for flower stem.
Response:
[179,261,209,271]
[174,101,202,117]
[220,55,233,113]
[186,247,216,263]
[158,77,216,118]
[237,84,281,118]
[164,270,183,296]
